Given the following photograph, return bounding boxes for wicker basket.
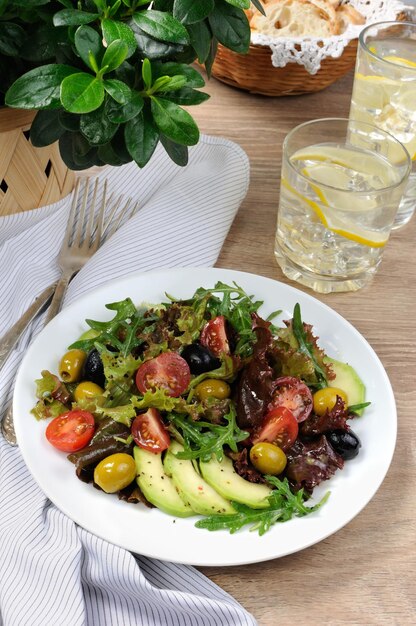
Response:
[0,108,75,216]
[211,39,358,96]
[211,10,408,97]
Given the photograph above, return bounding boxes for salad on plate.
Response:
[31,282,368,535]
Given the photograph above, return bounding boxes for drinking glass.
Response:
[274,118,410,294]
[350,21,416,229]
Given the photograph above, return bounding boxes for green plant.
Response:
[1,0,264,170]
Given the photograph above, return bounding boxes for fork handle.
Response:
[44,271,74,326]
[0,283,57,373]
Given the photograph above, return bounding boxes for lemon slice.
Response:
[383,55,416,69]
[281,177,388,248]
[352,73,400,113]
[292,146,393,185]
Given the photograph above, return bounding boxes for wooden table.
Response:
[192,72,416,626]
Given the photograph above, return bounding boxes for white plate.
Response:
[13,268,396,566]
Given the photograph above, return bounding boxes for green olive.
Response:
[94,453,136,493]
[195,379,231,401]
[78,328,101,341]
[249,442,287,475]
[74,381,104,403]
[313,387,348,416]
[59,349,87,383]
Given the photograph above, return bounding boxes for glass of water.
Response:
[350,21,416,229]
[274,118,410,294]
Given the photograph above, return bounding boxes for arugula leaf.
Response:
[348,402,371,414]
[170,404,249,462]
[69,298,158,357]
[290,303,328,388]
[177,281,276,358]
[195,477,330,535]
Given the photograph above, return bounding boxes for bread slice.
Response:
[337,4,366,28]
[250,0,336,37]
[249,0,365,38]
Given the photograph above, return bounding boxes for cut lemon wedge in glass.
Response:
[352,73,400,112]
[292,146,394,186]
[383,55,416,69]
[281,178,388,248]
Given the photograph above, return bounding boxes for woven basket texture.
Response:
[211,9,408,96]
[211,40,358,96]
[0,108,75,216]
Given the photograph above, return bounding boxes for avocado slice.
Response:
[200,454,272,509]
[133,446,195,518]
[164,441,235,516]
[324,356,366,415]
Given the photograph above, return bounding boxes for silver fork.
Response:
[1,177,139,445]
[43,177,106,325]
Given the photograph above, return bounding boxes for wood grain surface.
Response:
[192,72,416,626]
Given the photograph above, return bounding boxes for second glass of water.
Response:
[274,118,410,294]
[350,21,416,229]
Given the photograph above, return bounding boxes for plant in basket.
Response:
[0,0,265,170]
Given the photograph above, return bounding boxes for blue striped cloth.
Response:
[0,136,257,626]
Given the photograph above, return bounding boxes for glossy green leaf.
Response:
[59,131,99,171]
[186,20,212,64]
[80,105,119,145]
[160,134,188,166]
[30,110,64,147]
[0,22,25,57]
[152,62,205,88]
[60,72,105,113]
[59,111,80,131]
[173,0,214,25]
[131,23,185,60]
[74,25,102,71]
[162,87,210,106]
[5,64,78,109]
[111,127,132,161]
[142,58,152,90]
[204,36,218,77]
[97,142,126,166]
[125,109,160,168]
[224,0,250,9]
[101,39,129,73]
[208,3,250,53]
[133,10,190,45]
[150,96,199,145]
[104,79,131,104]
[106,91,144,123]
[152,75,187,93]
[53,9,99,26]
[101,19,137,58]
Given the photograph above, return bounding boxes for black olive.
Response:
[181,343,221,375]
[82,348,105,387]
[327,429,361,460]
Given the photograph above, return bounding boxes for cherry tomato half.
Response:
[45,409,95,453]
[269,376,313,423]
[252,406,299,451]
[200,316,230,357]
[135,352,190,397]
[131,408,170,453]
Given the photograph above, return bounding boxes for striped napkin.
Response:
[0,136,257,626]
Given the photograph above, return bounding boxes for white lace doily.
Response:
[251,0,410,74]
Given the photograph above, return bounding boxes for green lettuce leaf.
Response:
[31,399,68,421]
